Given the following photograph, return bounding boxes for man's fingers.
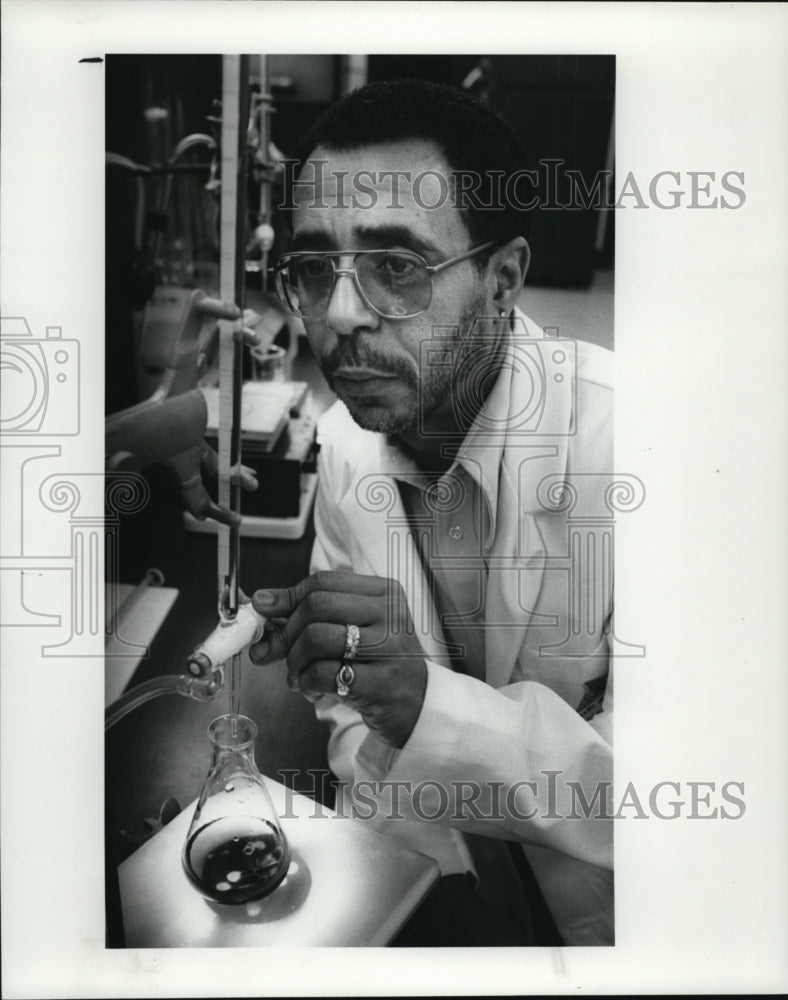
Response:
[248,619,291,665]
[252,571,389,617]
[294,659,361,700]
[249,595,380,665]
[279,591,381,653]
[249,571,401,665]
[285,623,346,684]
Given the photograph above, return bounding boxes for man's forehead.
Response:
[291,139,469,247]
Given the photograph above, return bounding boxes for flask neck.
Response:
[210,742,257,773]
[206,714,261,779]
[208,714,257,753]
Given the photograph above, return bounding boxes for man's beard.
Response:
[318,295,492,436]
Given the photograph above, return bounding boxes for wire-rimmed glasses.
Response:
[271,242,496,320]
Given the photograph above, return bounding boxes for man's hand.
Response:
[249,571,427,749]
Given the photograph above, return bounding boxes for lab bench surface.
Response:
[119,777,440,948]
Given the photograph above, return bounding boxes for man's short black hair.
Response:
[290,77,533,249]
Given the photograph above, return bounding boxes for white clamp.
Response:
[186,603,267,676]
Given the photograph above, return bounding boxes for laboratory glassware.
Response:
[183,714,291,904]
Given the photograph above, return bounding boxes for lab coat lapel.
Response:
[483,316,575,689]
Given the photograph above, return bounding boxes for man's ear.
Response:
[491,237,530,313]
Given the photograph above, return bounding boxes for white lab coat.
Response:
[310,310,616,944]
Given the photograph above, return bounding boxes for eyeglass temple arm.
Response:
[426,240,498,275]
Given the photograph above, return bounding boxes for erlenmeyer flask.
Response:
[182,714,291,904]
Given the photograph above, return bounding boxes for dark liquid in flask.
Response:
[183,816,290,904]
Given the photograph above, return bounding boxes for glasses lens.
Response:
[280,255,335,317]
[276,251,433,318]
[356,251,432,318]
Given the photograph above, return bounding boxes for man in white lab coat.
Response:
[251,78,615,945]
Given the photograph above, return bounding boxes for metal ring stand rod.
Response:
[252,54,272,293]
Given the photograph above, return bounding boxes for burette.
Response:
[217,54,253,717]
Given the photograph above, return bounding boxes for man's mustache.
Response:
[320,340,418,385]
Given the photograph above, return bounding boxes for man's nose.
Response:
[325,269,379,338]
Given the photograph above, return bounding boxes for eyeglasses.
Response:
[271,242,496,320]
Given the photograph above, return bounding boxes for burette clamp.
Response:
[186,602,268,677]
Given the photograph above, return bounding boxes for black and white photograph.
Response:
[103,50,617,951]
[1,2,786,996]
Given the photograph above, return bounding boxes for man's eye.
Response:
[377,254,419,278]
[299,257,331,278]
